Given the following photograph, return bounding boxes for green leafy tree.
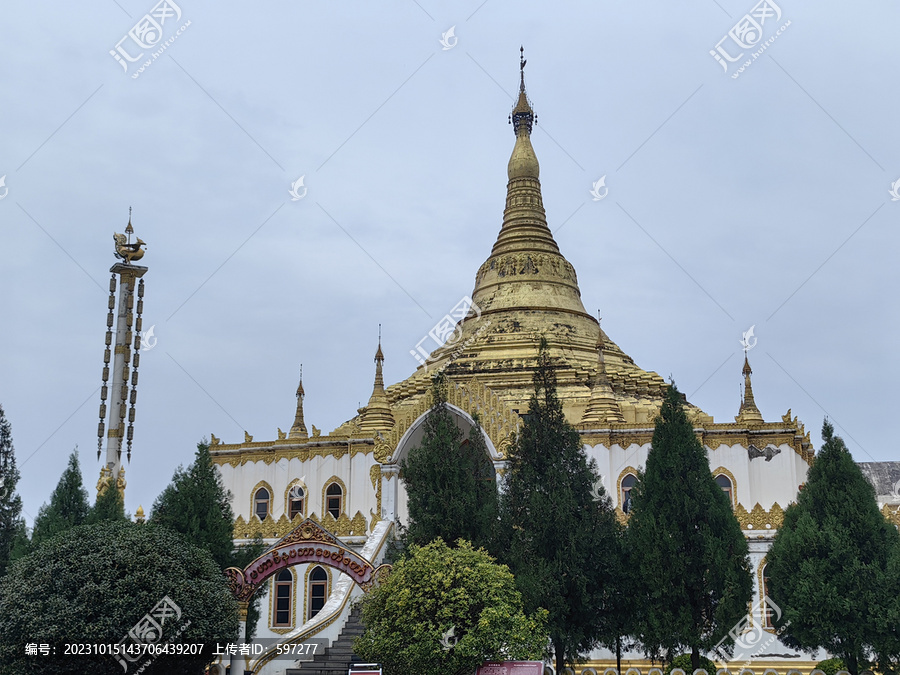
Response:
[150,441,235,569]
[816,658,848,675]
[86,484,128,524]
[628,382,752,670]
[0,520,238,674]
[30,450,91,548]
[354,538,547,675]
[0,404,26,577]
[666,653,716,675]
[767,420,900,675]
[401,372,499,554]
[150,441,267,637]
[500,338,621,673]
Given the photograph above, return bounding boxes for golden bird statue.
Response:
[113,232,147,263]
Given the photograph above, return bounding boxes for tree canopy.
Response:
[30,450,91,549]
[0,520,238,674]
[766,420,900,675]
[401,372,498,555]
[500,338,621,673]
[149,440,266,636]
[0,404,26,577]
[627,382,752,669]
[354,538,547,675]
[86,484,128,525]
[150,441,235,569]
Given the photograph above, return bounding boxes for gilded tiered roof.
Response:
[210,52,815,471]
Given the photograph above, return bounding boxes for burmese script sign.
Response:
[476,662,543,675]
[226,542,375,601]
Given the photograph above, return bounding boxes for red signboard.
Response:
[477,661,543,675]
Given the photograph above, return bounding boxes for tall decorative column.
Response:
[96,210,148,495]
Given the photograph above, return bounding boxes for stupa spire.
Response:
[735,353,764,424]
[289,364,308,440]
[581,314,626,426]
[361,327,394,433]
[471,49,591,318]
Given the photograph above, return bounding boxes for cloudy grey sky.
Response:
[1,0,897,525]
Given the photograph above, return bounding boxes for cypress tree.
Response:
[150,440,267,638]
[31,450,91,548]
[500,338,620,673]
[628,382,752,670]
[766,420,900,675]
[401,372,499,554]
[150,441,235,569]
[0,404,26,576]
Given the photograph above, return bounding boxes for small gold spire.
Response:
[581,313,625,426]
[735,353,764,424]
[361,330,394,433]
[135,505,145,524]
[289,364,309,440]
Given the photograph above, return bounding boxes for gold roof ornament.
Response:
[113,207,147,264]
[735,353,764,424]
[289,364,309,440]
[135,505,145,524]
[360,327,395,433]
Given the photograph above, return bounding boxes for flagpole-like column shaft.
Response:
[104,263,147,481]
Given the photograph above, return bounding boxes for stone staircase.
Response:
[295,606,367,674]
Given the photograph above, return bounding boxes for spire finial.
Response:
[735,351,763,424]
[511,47,534,136]
[125,206,134,236]
[290,363,308,439]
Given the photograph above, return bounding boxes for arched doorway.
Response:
[380,403,505,526]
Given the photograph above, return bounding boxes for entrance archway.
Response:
[222,519,391,673]
[225,519,391,603]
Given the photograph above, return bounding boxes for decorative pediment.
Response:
[379,376,521,464]
[276,518,341,547]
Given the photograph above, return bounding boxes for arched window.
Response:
[288,485,305,520]
[325,483,343,518]
[254,488,270,521]
[761,564,774,628]
[273,569,293,627]
[621,474,637,514]
[715,474,734,506]
[308,566,328,619]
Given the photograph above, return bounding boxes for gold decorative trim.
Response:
[268,567,296,634]
[882,503,900,528]
[302,564,332,624]
[322,476,347,518]
[210,442,371,468]
[370,465,382,531]
[712,466,738,508]
[249,480,274,521]
[756,558,776,635]
[733,502,785,531]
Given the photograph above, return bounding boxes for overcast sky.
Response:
[1,0,897,525]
